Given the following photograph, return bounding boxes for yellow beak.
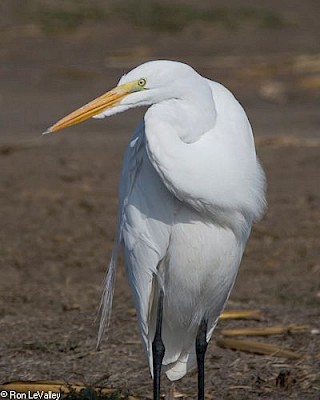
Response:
[43,82,135,135]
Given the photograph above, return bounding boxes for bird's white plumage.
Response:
[97,60,266,381]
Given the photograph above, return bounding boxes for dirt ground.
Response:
[0,1,319,399]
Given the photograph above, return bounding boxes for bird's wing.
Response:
[98,119,176,352]
[97,120,145,347]
[120,120,176,350]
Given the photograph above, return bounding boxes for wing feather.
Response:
[97,120,145,347]
[98,119,176,356]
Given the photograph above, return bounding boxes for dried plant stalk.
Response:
[216,338,301,359]
[220,309,263,320]
[221,325,310,337]
[0,381,114,395]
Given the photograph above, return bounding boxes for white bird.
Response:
[44,60,266,400]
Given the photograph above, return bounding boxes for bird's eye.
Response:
[138,79,146,87]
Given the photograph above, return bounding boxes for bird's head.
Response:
[43,60,200,135]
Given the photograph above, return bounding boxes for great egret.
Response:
[44,60,266,400]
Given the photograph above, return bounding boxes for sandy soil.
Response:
[0,1,319,399]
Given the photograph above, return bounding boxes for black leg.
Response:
[196,318,208,400]
[152,289,165,400]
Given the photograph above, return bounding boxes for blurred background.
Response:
[1,0,320,139]
[0,1,319,398]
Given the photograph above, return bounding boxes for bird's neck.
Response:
[146,90,216,143]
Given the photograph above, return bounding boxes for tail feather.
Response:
[96,241,120,349]
[164,351,197,381]
[150,315,219,381]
